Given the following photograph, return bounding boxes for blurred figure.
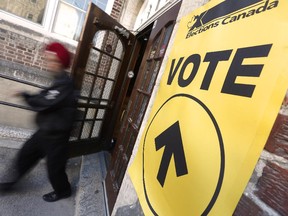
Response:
[0,42,77,202]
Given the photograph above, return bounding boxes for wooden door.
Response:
[105,1,182,213]
[69,3,136,157]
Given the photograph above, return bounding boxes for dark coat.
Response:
[22,72,77,132]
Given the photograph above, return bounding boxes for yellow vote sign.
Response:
[129,0,288,215]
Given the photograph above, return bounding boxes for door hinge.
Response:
[114,26,129,39]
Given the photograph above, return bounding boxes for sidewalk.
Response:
[0,126,109,216]
[0,146,81,216]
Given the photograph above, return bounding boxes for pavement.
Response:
[0,125,109,216]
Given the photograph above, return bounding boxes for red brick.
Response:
[17,53,26,58]
[265,114,288,160]
[113,8,120,13]
[256,162,288,215]
[24,52,34,57]
[6,46,17,52]
[12,59,24,64]
[16,45,26,51]
[233,195,264,216]
[6,53,15,58]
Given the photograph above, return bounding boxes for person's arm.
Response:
[21,82,73,111]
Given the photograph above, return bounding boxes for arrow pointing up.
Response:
[155,121,188,187]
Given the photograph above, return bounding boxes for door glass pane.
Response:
[86,108,96,119]
[81,121,93,139]
[158,24,173,57]
[140,61,152,90]
[91,121,102,137]
[1,0,48,24]
[147,60,161,93]
[129,93,140,120]
[102,80,114,100]
[126,131,136,158]
[96,109,106,119]
[92,77,104,99]
[81,74,95,97]
[135,96,149,127]
[149,35,161,59]
[86,48,100,75]
[93,31,123,78]
[93,31,124,58]
[108,59,121,80]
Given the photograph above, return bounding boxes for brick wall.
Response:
[0,21,46,71]
[0,20,76,73]
[111,0,125,21]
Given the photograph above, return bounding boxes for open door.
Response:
[69,3,136,157]
[105,1,182,213]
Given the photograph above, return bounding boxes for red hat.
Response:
[46,42,70,68]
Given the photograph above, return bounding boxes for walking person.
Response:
[0,42,77,202]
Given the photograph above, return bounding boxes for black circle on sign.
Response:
[142,94,225,216]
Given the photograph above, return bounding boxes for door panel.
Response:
[105,1,182,213]
[69,3,136,157]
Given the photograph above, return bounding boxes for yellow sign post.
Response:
[129,0,288,215]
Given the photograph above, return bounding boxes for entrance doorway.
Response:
[69,1,182,213]
[105,1,182,213]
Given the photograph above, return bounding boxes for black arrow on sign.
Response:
[155,121,188,187]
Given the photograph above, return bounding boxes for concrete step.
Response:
[0,146,81,216]
[0,125,33,149]
[0,125,110,216]
[75,151,109,216]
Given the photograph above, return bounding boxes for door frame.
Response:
[105,1,182,213]
[69,3,136,157]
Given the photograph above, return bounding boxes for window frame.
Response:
[0,0,114,46]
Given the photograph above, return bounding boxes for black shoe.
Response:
[42,190,71,202]
[0,182,16,192]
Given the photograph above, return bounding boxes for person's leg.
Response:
[16,131,44,178]
[0,130,43,191]
[42,132,71,202]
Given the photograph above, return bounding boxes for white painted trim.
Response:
[134,0,181,33]
[105,0,115,14]
[0,0,79,45]
[0,0,112,46]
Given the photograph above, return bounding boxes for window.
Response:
[52,0,108,40]
[0,0,47,24]
[0,0,110,42]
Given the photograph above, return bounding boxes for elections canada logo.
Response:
[186,0,279,38]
